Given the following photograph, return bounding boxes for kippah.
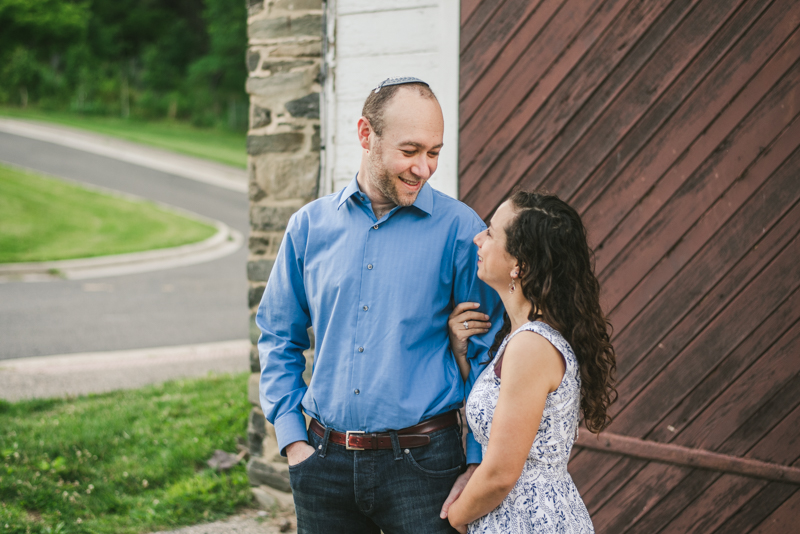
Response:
[373,76,429,93]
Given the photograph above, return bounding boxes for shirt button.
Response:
[367,264,373,270]
[363,305,369,311]
[354,389,360,395]
[373,224,379,230]
[358,347,364,352]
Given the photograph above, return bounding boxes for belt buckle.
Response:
[345,430,365,451]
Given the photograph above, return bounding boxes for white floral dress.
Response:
[466,321,594,533]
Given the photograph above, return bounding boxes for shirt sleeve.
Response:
[452,215,505,464]
[256,213,312,456]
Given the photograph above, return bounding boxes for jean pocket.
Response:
[404,428,465,478]
[288,449,319,471]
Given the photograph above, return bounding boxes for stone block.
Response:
[248,14,322,41]
[250,345,260,373]
[260,58,316,74]
[251,104,271,128]
[272,41,322,57]
[247,70,317,101]
[249,178,266,203]
[248,372,260,406]
[247,50,261,72]
[248,0,264,16]
[249,284,266,307]
[311,124,320,151]
[248,260,275,282]
[247,133,304,155]
[273,0,323,10]
[248,407,267,457]
[253,153,319,201]
[250,204,302,231]
[247,457,291,493]
[250,312,260,345]
[252,485,295,512]
[285,92,319,119]
[248,232,284,255]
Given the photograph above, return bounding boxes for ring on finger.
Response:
[463,321,469,330]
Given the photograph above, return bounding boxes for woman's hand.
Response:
[448,302,491,380]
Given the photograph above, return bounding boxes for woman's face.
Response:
[474,200,519,291]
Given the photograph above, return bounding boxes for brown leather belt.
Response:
[309,411,458,451]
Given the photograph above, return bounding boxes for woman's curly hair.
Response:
[490,190,617,433]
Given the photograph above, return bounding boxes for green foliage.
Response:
[0,373,253,534]
[0,164,217,263]
[0,0,248,130]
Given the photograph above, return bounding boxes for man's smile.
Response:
[398,176,422,190]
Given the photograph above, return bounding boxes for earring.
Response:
[509,270,519,294]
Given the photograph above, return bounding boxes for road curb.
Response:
[0,221,243,282]
[0,118,248,192]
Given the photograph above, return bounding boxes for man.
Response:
[257,77,502,533]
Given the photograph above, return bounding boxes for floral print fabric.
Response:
[466,321,594,533]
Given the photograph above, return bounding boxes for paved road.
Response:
[0,131,250,360]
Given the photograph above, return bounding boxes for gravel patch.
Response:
[148,510,295,534]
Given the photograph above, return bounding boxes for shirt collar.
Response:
[337,174,433,216]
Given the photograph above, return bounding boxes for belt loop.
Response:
[389,430,402,460]
[457,409,464,439]
[319,426,331,458]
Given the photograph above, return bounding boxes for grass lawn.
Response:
[0,164,217,263]
[0,373,254,534]
[0,108,247,169]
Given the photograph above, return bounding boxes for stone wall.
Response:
[244,0,322,509]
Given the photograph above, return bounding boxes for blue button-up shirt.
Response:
[256,177,503,463]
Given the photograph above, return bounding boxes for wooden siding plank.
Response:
[460,0,546,98]
[608,115,800,334]
[675,320,800,451]
[587,462,691,531]
[534,0,762,204]
[606,136,800,421]
[661,406,800,533]
[588,12,800,277]
[612,227,800,437]
[749,489,800,534]
[589,358,800,533]
[710,481,799,533]
[458,0,573,131]
[567,0,796,221]
[646,280,800,445]
[622,470,725,534]
[716,373,800,459]
[461,0,675,202]
[459,0,609,178]
[581,457,657,512]
[461,0,483,27]
[596,47,800,311]
[460,0,508,54]
[602,78,800,386]
[569,448,623,491]
[659,475,768,534]
[746,403,800,465]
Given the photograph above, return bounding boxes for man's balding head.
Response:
[362,82,439,137]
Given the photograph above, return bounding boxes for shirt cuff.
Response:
[274,410,309,456]
[465,431,483,464]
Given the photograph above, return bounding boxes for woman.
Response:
[443,191,617,533]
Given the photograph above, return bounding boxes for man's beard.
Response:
[366,146,423,207]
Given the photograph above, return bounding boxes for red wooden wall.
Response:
[460,0,800,532]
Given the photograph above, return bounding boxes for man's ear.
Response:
[357,117,372,150]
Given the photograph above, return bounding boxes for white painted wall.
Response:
[320,0,460,198]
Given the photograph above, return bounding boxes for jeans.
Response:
[289,422,466,534]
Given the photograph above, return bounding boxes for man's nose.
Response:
[411,154,433,179]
